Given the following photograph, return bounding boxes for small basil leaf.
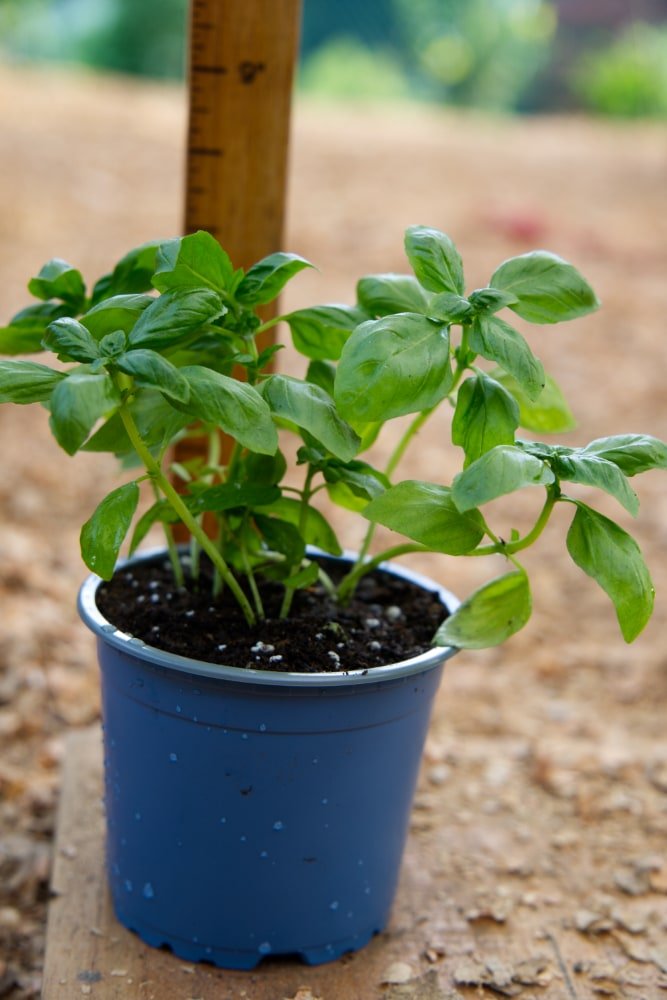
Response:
[28,258,86,308]
[404,226,465,295]
[82,294,154,340]
[469,314,545,401]
[356,274,431,316]
[490,368,576,433]
[428,292,474,323]
[116,349,190,404]
[153,230,235,293]
[452,373,519,467]
[0,303,72,354]
[363,481,485,554]
[580,434,667,477]
[551,452,639,516]
[286,304,367,361]
[434,571,531,649]
[43,317,101,363]
[468,287,518,313]
[129,499,177,555]
[261,497,342,555]
[80,481,140,580]
[91,241,161,304]
[452,445,554,512]
[236,252,314,307]
[566,501,654,642]
[490,251,600,324]
[99,331,127,358]
[128,288,225,349]
[192,484,280,513]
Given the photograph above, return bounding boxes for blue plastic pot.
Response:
[78,550,458,970]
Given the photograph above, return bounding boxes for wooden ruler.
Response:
[175,0,302,531]
[183,0,302,269]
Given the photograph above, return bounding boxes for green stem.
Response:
[467,488,558,558]
[337,543,427,604]
[150,481,184,588]
[116,392,257,626]
[279,465,315,619]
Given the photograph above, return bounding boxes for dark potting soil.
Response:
[95,554,450,674]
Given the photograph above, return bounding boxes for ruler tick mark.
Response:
[189,147,224,158]
[193,64,228,76]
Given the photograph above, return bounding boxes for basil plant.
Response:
[1,227,665,647]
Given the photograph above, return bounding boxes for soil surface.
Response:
[96,555,448,673]
[1,65,667,999]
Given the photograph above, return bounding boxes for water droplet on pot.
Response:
[241,733,249,740]
[169,752,178,763]
[321,798,328,805]
[330,900,339,911]
[142,882,154,899]
[220,817,227,824]
[124,879,133,892]
[134,812,142,821]
[260,850,268,859]
[273,820,284,831]
[175,705,182,714]
[312,757,319,765]
[258,723,267,732]
[258,942,272,956]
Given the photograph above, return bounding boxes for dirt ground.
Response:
[1,64,667,999]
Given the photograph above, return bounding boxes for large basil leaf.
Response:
[287,305,367,361]
[356,274,431,316]
[0,303,72,354]
[82,294,154,340]
[128,288,224,349]
[179,365,278,455]
[363,481,485,554]
[335,313,452,423]
[42,318,101,363]
[566,501,654,642]
[490,251,599,324]
[116,349,190,404]
[490,368,576,433]
[0,360,66,404]
[49,372,120,455]
[261,374,360,461]
[434,571,531,649]
[452,372,519,467]
[551,451,639,516]
[404,226,464,295]
[580,434,667,477]
[80,482,140,580]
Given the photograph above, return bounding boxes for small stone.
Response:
[382,961,415,984]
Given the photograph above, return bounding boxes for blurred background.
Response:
[1,0,667,116]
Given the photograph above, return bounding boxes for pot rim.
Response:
[78,547,460,687]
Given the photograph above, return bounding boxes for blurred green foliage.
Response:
[571,22,667,118]
[0,0,664,116]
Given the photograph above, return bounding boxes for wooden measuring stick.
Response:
[175,0,302,522]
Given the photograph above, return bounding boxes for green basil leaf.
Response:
[262,497,342,555]
[404,226,465,295]
[179,365,278,455]
[49,373,120,455]
[335,313,452,423]
[306,359,335,396]
[128,288,225,349]
[28,258,86,308]
[91,241,161,304]
[356,274,431,315]
[236,252,314,307]
[99,331,127,358]
[452,373,519,467]
[153,231,235,293]
[434,571,531,649]
[551,452,639,516]
[82,294,154,340]
[363,481,485,554]
[0,303,72,354]
[83,390,189,457]
[469,314,545,401]
[129,499,177,555]
[566,502,654,642]
[287,304,367,361]
[192,483,280,513]
[253,514,306,565]
[80,482,140,580]
[490,251,600,324]
[468,287,518,313]
[452,445,554,512]
[0,360,66,403]
[116,349,190,404]
[490,368,576,433]
[261,374,360,462]
[580,434,667,477]
[42,318,101,363]
[243,449,287,486]
[427,292,474,323]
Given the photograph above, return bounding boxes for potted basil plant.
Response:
[1,226,664,969]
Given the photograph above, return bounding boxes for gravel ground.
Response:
[1,65,666,998]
